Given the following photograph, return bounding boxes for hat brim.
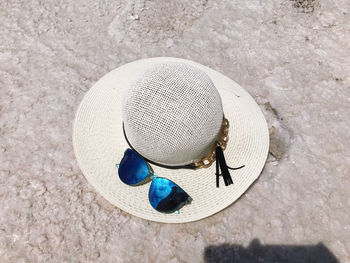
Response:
[73,57,269,223]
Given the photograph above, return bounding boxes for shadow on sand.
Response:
[204,239,339,263]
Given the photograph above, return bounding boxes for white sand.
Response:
[0,0,349,262]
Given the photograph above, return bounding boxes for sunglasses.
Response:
[116,148,192,214]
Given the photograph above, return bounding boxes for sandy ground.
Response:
[1,0,350,262]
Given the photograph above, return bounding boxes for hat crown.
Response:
[122,62,223,166]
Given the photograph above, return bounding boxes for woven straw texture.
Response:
[122,62,223,166]
[73,57,269,223]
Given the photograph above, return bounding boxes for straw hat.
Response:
[73,57,269,223]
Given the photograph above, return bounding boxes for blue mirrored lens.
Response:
[118,149,150,185]
[149,177,192,213]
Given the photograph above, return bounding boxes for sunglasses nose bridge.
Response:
[149,174,158,181]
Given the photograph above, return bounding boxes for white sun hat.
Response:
[73,57,269,223]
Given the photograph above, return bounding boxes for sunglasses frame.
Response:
[117,148,192,214]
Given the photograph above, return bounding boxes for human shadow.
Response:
[204,239,339,263]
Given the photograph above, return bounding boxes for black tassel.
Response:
[215,146,245,187]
